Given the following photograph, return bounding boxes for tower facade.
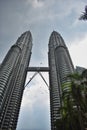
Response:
[48,31,74,130]
[0,31,32,130]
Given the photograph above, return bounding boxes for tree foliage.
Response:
[79,5,87,20]
[55,70,87,130]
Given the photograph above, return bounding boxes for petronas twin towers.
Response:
[0,31,74,130]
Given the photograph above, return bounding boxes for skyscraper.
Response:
[0,31,32,130]
[48,31,74,130]
[0,30,75,130]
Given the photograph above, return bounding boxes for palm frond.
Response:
[79,12,87,20]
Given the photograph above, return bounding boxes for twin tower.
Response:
[0,31,74,130]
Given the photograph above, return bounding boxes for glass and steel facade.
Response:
[0,31,32,130]
[48,31,74,130]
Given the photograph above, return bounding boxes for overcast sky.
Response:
[0,0,87,130]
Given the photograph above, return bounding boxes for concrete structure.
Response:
[48,31,74,130]
[0,31,32,130]
[76,66,86,74]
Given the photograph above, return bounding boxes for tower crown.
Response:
[49,31,66,48]
[16,31,32,47]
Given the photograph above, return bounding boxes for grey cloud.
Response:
[17,84,50,130]
[17,72,50,130]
